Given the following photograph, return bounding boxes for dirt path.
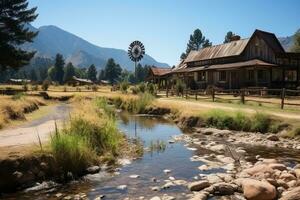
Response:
[157,98,300,120]
[0,103,71,148]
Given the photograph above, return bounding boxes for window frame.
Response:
[219,71,227,82]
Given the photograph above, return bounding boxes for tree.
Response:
[53,54,65,84]
[87,64,97,82]
[181,29,212,60]
[120,69,130,82]
[29,69,37,81]
[104,58,122,85]
[63,62,75,83]
[98,69,105,81]
[224,31,235,43]
[47,66,55,81]
[292,32,300,52]
[0,0,38,70]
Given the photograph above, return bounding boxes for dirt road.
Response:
[0,103,71,148]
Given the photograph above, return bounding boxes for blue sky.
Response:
[28,0,300,66]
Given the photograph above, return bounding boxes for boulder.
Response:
[188,191,209,200]
[243,164,273,176]
[150,197,161,200]
[241,179,276,200]
[280,186,300,200]
[206,174,223,184]
[267,134,280,141]
[294,168,300,179]
[188,180,210,191]
[269,163,287,171]
[212,182,238,195]
[210,144,226,153]
[279,172,297,182]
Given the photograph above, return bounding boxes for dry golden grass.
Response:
[0,95,46,129]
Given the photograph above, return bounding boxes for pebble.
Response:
[163,169,172,174]
[117,185,127,190]
[129,174,140,178]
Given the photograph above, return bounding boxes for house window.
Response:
[219,71,226,82]
[247,70,254,81]
[285,70,297,81]
[257,70,268,82]
[197,71,206,81]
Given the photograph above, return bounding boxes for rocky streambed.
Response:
[2,112,300,200]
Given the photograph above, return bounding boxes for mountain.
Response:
[22,25,169,70]
[278,29,300,51]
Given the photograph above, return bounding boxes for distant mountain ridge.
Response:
[22,25,169,70]
[278,29,300,51]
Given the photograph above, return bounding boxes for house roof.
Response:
[184,38,250,63]
[173,59,277,73]
[150,67,172,76]
[9,79,31,83]
[183,29,285,64]
[72,76,93,83]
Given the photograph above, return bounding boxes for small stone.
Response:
[266,134,279,141]
[64,196,72,200]
[129,174,140,178]
[168,140,175,144]
[162,182,175,189]
[198,165,209,171]
[117,185,127,190]
[150,197,161,200]
[86,166,100,174]
[164,169,171,174]
[55,193,63,198]
[169,176,175,181]
[151,186,160,191]
[94,195,105,200]
[188,180,210,191]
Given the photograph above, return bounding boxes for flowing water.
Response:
[3,112,300,199]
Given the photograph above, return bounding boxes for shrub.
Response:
[42,80,50,91]
[22,83,28,91]
[130,86,139,94]
[175,79,186,96]
[134,92,154,113]
[92,84,98,91]
[31,85,39,91]
[63,86,67,92]
[138,82,146,93]
[76,87,81,92]
[147,83,156,95]
[120,81,129,93]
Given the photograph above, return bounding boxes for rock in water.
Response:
[188,180,210,191]
[267,134,279,141]
[281,186,300,200]
[241,179,276,200]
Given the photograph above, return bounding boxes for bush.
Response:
[63,86,67,92]
[76,87,81,92]
[138,82,146,93]
[22,83,28,91]
[130,86,139,94]
[120,81,129,93]
[92,84,98,91]
[147,83,156,95]
[31,85,39,91]
[175,79,186,96]
[42,80,50,91]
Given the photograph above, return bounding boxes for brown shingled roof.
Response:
[150,67,172,76]
[184,38,250,63]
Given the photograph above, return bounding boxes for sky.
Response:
[28,0,300,66]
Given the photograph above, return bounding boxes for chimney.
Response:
[230,35,241,42]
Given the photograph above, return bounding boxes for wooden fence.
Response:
[160,88,300,109]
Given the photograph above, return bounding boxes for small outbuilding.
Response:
[68,76,93,86]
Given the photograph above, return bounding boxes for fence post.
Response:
[166,82,169,98]
[281,88,286,109]
[241,89,245,104]
[212,88,215,102]
[195,90,198,100]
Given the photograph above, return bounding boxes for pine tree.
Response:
[104,58,122,84]
[181,29,212,60]
[53,54,65,84]
[224,31,235,43]
[0,0,38,70]
[63,62,75,83]
[87,64,97,82]
[98,69,105,81]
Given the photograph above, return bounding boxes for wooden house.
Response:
[68,76,93,86]
[148,30,300,90]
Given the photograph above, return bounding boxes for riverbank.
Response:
[0,96,142,193]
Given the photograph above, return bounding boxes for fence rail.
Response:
[159,88,300,109]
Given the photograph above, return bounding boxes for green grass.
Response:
[203,109,281,133]
[12,92,25,100]
[50,98,124,178]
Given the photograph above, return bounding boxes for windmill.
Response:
[128,41,145,79]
